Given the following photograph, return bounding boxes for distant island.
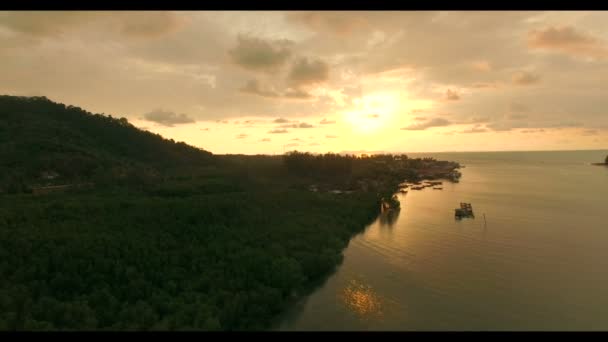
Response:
[0,95,461,331]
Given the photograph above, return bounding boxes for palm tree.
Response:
[605,154,608,164]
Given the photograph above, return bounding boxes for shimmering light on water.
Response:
[277,150,608,331]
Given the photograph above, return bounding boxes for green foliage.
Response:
[0,189,379,330]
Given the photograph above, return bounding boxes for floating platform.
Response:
[455,202,474,218]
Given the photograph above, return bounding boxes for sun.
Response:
[343,92,399,134]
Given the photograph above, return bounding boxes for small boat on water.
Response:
[455,202,474,218]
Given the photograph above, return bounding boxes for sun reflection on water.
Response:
[340,279,384,320]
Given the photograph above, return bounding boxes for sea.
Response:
[276,150,608,330]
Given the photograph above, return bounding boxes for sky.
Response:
[1,11,608,154]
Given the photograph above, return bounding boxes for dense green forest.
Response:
[0,95,460,330]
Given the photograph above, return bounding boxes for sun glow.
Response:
[343,93,399,134]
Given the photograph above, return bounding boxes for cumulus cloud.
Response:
[512,71,541,85]
[528,25,608,59]
[143,109,195,126]
[288,57,330,85]
[401,117,452,130]
[268,129,289,134]
[229,34,292,72]
[445,89,460,101]
[319,118,336,124]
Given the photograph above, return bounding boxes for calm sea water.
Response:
[277,150,608,331]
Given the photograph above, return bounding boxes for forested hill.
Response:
[0,95,214,193]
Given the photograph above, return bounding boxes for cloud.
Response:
[470,116,490,123]
[506,113,528,120]
[319,118,336,124]
[290,138,301,141]
[368,113,380,118]
[283,88,313,99]
[229,34,292,72]
[309,142,321,146]
[471,60,491,71]
[200,128,209,131]
[413,116,427,121]
[0,11,186,40]
[143,109,195,126]
[512,71,541,85]
[326,135,338,138]
[582,129,598,136]
[486,122,521,131]
[268,129,289,134]
[288,57,330,85]
[273,118,292,123]
[285,143,299,147]
[401,117,452,130]
[470,82,500,89]
[239,79,280,98]
[279,122,314,128]
[0,11,101,37]
[236,133,248,139]
[528,25,608,59]
[283,87,313,99]
[240,81,313,100]
[461,125,488,133]
[510,102,529,113]
[285,12,369,36]
[549,121,583,128]
[119,11,186,39]
[521,129,545,134]
[445,89,460,101]
[259,138,271,142]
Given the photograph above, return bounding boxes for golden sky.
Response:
[1,11,608,154]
